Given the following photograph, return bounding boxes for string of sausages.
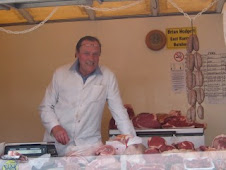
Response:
[185,22,205,122]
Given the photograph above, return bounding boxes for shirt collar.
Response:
[70,59,102,83]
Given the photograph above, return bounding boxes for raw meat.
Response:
[162,115,194,128]
[156,113,169,124]
[124,104,136,119]
[173,141,195,150]
[144,147,160,154]
[168,110,182,116]
[95,145,116,156]
[157,110,181,124]
[193,122,207,129]
[147,136,166,149]
[132,113,161,129]
[199,145,216,151]
[109,118,117,129]
[159,145,176,152]
[212,134,226,150]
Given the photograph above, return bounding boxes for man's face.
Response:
[76,40,101,76]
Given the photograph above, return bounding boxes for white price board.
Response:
[202,50,226,104]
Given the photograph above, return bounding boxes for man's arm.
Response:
[39,72,69,144]
[107,72,136,136]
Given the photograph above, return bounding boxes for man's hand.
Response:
[51,125,70,145]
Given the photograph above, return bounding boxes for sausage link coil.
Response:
[186,70,196,90]
[194,52,202,70]
[186,35,193,53]
[196,87,205,104]
[187,89,197,106]
[186,53,195,71]
[187,106,196,122]
[186,108,192,122]
[197,104,204,119]
[195,70,204,87]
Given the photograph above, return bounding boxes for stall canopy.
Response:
[0,0,225,27]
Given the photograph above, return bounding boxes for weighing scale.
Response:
[4,142,58,157]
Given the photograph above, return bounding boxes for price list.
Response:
[202,51,226,104]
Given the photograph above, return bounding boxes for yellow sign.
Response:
[166,27,197,49]
[2,160,18,170]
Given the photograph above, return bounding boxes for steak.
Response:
[212,134,226,150]
[132,113,161,129]
[147,136,166,149]
[173,141,195,150]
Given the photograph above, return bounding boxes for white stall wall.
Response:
[0,14,225,146]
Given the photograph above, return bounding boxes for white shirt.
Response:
[39,61,136,156]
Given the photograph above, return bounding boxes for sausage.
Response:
[192,73,196,89]
[186,108,192,122]
[186,35,193,53]
[197,104,204,119]
[186,53,195,71]
[193,34,199,51]
[187,89,197,106]
[186,70,196,89]
[195,70,204,87]
[187,106,196,122]
[194,52,202,70]
[196,87,205,104]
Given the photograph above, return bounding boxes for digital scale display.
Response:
[10,148,42,155]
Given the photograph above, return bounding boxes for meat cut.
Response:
[144,147,160,154]
[95,145,116,156]
[132,113,161,129]
[147,136,166,149]
[212,134,226,150]
[173,141,195,150]
[159,145,176,152]
[161,115,194,128]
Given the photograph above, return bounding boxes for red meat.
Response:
[159,145,176,152]
[162,115,194,128]
[173,141,195,150]
[144,147,160,154]
[147,136,166,149]
[109,118,117,129]
[133,113,161,129]
[212,134,226,150]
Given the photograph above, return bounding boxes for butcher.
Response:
[39,36,138,156]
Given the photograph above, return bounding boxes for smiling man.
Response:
[39,36,136,156]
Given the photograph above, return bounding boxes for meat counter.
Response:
[0,150,225,169]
